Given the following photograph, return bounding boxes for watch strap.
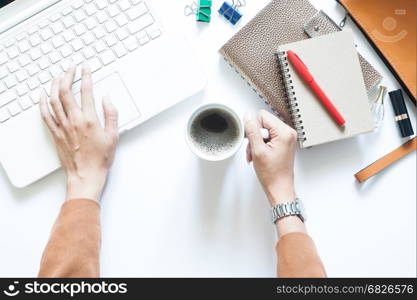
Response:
[355,137,416,183]
[271,198,305,224]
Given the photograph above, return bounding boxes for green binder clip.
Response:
[197,0,212,22]
[184,0,212,23]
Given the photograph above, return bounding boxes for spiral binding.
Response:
[276,51,306,142]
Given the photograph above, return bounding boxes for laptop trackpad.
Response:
[74,73,141,130]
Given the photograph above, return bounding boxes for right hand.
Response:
[245,110,298,206]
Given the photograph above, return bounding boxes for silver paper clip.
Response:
[184,0,212,22]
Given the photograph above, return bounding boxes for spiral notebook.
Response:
[219,0,382,126]
[277,30,375,148]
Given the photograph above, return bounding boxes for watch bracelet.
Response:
[271,198,304,224]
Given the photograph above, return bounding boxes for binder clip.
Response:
[218,0,245,25]
[184,0,212,23]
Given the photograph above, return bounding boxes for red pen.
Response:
[286,50,346,127]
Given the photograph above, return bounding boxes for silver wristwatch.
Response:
[271,198,306,224]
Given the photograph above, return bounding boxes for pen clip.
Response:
[287,50,313,82]
[291,51,309,71]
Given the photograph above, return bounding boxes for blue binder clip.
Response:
[218,1,244,25]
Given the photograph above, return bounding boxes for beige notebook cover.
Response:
[277,30,375,148]
[219,0,382,126]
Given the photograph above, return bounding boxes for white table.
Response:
[0,0,415,277]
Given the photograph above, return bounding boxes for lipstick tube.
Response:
[389,89,414,138]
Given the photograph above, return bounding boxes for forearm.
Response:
[268,189,325,277]
[275,216,306,237]
[37,65,116,278]
[276,232,326,277]
[38,198,101,278]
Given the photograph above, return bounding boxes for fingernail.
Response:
[82,63,91,72]
[103,95,111,104]
[243,113,254,124]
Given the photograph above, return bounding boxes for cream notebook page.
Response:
[278,30,375,148]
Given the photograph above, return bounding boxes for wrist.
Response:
[265,181,296,206]
[275,216,307,238]
[66,171,107,202]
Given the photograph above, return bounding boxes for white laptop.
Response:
[0,0,206,188]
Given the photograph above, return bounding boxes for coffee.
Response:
[189,108,241,160]
[200,113,229,133]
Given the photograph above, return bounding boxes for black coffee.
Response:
[200,113,228,133]
[190,108,241,159]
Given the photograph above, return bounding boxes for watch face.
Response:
[297,199,307,222]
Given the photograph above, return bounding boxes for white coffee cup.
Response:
[186,103,269,161]
[186,104,244,161]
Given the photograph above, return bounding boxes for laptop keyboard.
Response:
[0,0,162,123]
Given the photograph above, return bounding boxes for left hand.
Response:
[40,65,119,202]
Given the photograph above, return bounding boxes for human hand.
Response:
[245,110,297,206]
[40,65,119,202]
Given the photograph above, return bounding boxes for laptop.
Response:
[0,0,206,188]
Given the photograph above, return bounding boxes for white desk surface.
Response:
[0,0,415,277]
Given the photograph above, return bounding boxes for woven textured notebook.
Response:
[219,0,382,125]
[277,30,375,148]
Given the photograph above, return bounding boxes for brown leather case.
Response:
[338,0,416,103]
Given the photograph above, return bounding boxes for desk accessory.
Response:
[277,31,374,148]
[389,89,414,138]
[286,50,346,127]
[337,0,416,103]
[219,0,382,126]
[355,137,417,183]
[218,1,245,25]
[184,0,212,23]
[371,86,386,130]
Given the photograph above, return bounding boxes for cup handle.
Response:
[244,128,270,140]
[260,128,270,140]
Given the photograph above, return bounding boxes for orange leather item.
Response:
[355,137,417,183]
[339,0,416,102]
